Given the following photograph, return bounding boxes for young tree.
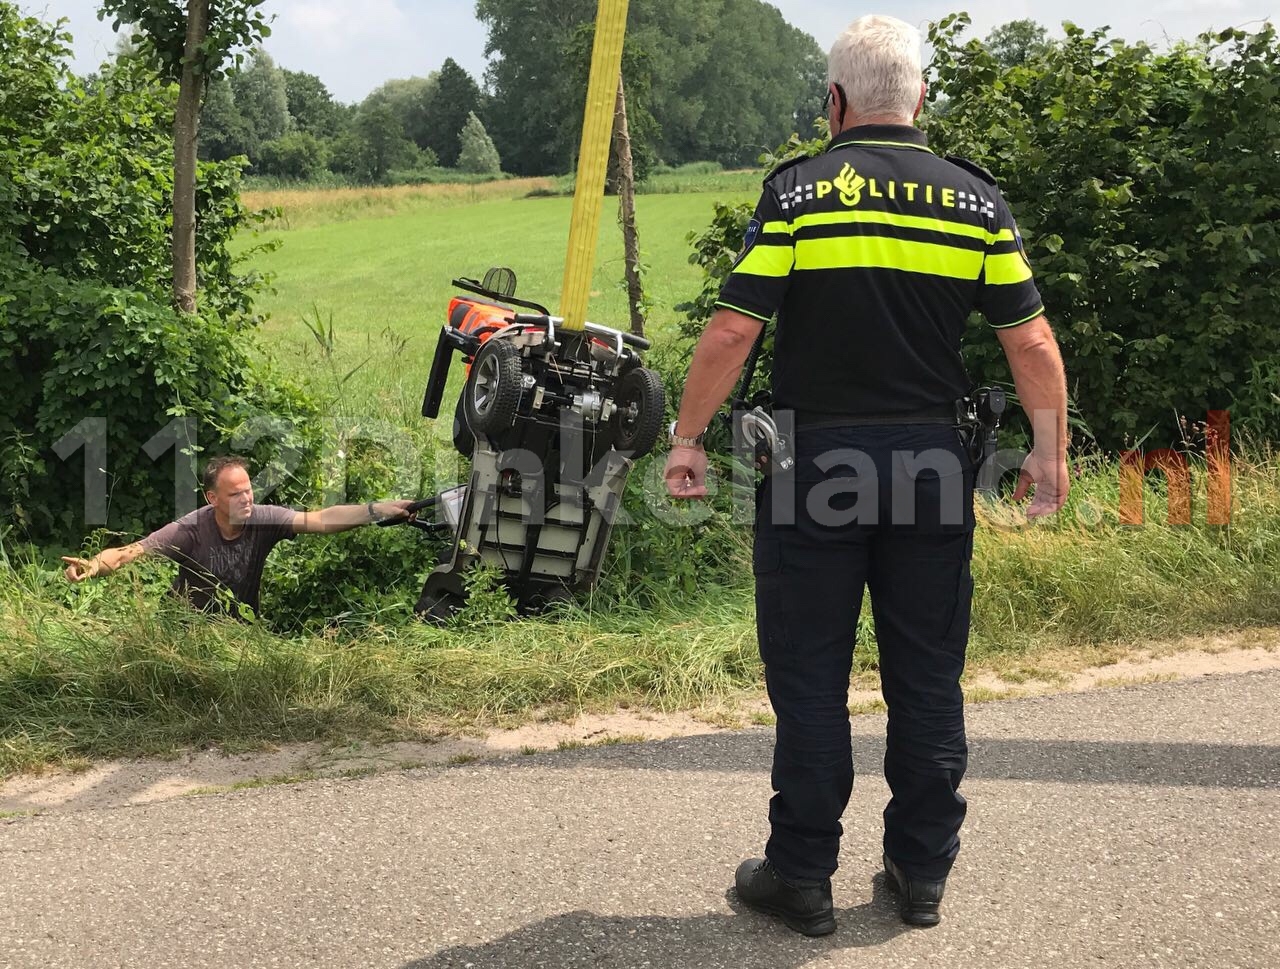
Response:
[612,78,645,338]
[99,0,271,313]
[457,111,502,175]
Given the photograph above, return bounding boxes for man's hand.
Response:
[373,499,416,523]
[1013,450,1070,518]
[62,556,100,582]
[664,446,709,499]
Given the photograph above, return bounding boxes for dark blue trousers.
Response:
[754,424,975,884]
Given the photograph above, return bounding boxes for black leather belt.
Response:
[792,405,957,429]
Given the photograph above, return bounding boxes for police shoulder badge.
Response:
[732,218,762,269]
[1015,227,1031,269]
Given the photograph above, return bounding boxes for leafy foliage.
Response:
[99,0,271,83]
[0,5,318,541]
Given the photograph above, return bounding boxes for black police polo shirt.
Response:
[715,124,1044,417]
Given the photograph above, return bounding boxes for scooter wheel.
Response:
[416,589,465,625]
[464,339,523,436]
[611,366,665,458]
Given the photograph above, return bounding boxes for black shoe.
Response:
[734,858,836,937]
[882,853,946,927]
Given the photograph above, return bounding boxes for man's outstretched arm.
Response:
[293,500,415,535]
[63,543,148,582]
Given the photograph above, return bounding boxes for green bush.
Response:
[257,131,331,181]
[0,7,320,542]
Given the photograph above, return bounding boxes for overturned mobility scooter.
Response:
[391,269,666,622]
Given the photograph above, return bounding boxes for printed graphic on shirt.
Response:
[833,164,867,206]
[776,170,996,220]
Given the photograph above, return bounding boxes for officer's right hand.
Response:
[1013,450,1070,519]
[664,446,709,499]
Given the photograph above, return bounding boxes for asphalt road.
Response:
[2,671,1278,969]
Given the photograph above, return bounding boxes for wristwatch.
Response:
[668,421,705,448]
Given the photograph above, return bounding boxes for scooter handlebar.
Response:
[376,496,438,527]
[510,314,652,351]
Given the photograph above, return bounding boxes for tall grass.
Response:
[243,177,555,230]
[4,448,1278,776]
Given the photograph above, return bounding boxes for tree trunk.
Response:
[612,78,645,339]
[172,0,209,315]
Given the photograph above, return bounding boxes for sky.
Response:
[20,0,1278,105]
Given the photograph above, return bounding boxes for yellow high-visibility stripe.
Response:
[761,220,791,235]
[984,252,1034,285]
[794,236,984,279]
[736,244,793,278]
[559,0,630,332]
[789,209,1010,246]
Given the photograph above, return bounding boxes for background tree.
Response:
[361,76,435,151]
[330,102,420,183]
[198,74,249,161]
[422,57,483,167]
[563,23,660,184]
[230,48,290,160]
[983,19,1053,67]
[99,0,271,313]
[456,111,501,175]
[476,0,822,174]
[281,68,345,140]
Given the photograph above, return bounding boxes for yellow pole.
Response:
[558,0,630,332]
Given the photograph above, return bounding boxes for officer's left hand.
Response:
[664,446,708,498]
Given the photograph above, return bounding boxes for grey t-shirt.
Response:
[140,505,299,616]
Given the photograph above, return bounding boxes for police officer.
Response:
[664,14,1069,936]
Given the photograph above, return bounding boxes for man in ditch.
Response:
[62,455,415,619]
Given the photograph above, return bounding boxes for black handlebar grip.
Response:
[376,496,438,527]
[621,332,651,350]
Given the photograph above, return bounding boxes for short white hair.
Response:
[828,15,923,122]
